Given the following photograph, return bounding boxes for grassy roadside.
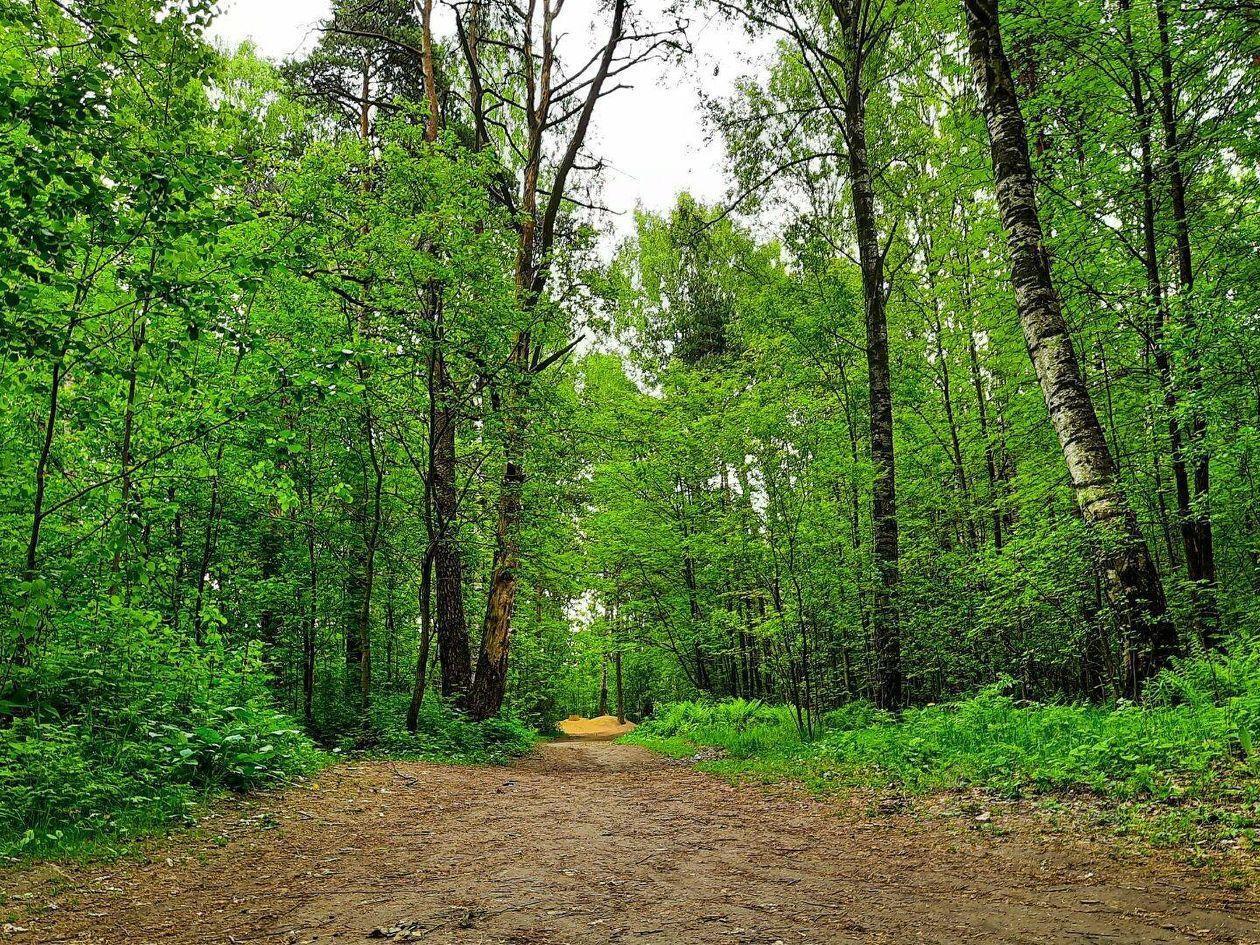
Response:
[623,662,1260,872]
[0,694,535,864]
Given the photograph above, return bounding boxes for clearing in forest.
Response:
[555,714,637,738]
[2,740,1256,945]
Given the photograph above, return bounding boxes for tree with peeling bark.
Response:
[963,0,1180,695]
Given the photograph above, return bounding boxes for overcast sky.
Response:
[209,0,771,239]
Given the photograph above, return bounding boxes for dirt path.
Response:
[3,740,1257,944]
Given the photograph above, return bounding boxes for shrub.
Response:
[631,698,802,758]
[363,691,536,764]
[0,605,322,858]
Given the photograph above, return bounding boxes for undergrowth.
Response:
[356,692,537,765]
[0,610,533,863]
[626,648,1260,854]
[0,608,325,861]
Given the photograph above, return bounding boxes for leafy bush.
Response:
[362,691,536,765]
[0,605,322,858]
[809,687,1249,797]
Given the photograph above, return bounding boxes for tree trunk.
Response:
[407,550,436,733]
[302,430,318,729]
[466,403,525,721]
[598,655,609,717]
[967,328,1005,551]
[1120,0,1196,607]
[358,419,383,705]
[345,545,365,674]
[191,466,223,647]
[843,72,902,711]
[465,0,627,722]
[304,528,317,729]
[258,522,282,650]
[416,0,475,699]
[110,314,147,582]
[433,346,473,699]
[964,0,1180,695]
[614,651,625,724]
[18,320,75,667]
[930,291,977,549]
[1154,0,1217,646]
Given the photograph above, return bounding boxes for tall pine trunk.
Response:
[964,0,1179,695]
[1154,0,1216,646]
[418,0,474,696]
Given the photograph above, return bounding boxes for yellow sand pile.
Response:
[555,714,637,737]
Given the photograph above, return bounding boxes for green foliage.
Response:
[632,649,1260,811]
[364,694,536,765]
[0,615,322,859]
[1,0,1258,871]
[646,699,797,739]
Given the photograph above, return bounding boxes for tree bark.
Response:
[614,650,625,724]
[407,549,436,732]
[964,0,1180,694]
[191,463,223,648]
[304,462,318,729]
[432,346,473,699]
[466,0,628,721]
[417,0,474,699]
[18,318,77,667]
[357,400,384,705]
[842,49,902,712]
[466,409,525,720]
[1154,0,1217,645]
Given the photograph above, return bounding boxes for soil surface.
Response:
[3,739,1257,944]
[555,715,636,738]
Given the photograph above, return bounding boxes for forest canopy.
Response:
[1,0,1258,855]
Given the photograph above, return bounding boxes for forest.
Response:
[2,0,1260,887]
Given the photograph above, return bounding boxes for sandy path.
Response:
[3,739,1257,944]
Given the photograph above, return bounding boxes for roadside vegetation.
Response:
[627,649,1260,855]
[0,614,531,860]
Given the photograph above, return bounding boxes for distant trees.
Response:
[578,0,1257,715]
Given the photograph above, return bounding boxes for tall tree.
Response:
[465,0,683,719]
[709,0,908,708]
[963,0,1179,694]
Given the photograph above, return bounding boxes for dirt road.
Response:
[3,739,1257,944]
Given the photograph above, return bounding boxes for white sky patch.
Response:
[209,0,773,239]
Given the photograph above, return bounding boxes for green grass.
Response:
[625,651,1260,853]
